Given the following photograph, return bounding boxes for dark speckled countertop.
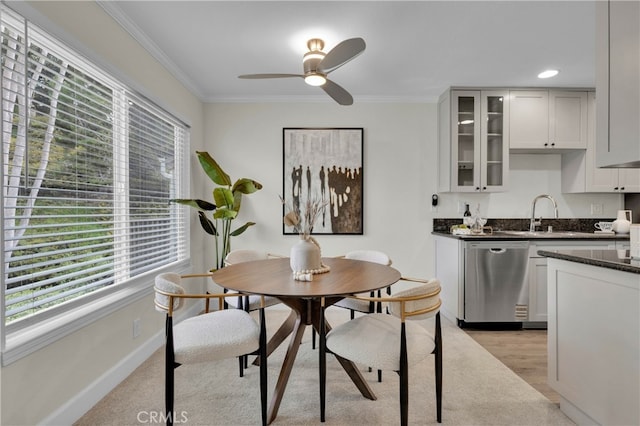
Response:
[431,230,628,241]
[538,249,640,274]
[432,218,629,241]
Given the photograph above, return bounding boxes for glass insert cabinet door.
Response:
[451,90,509,192]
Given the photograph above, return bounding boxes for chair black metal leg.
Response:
[378,369,382,382]
[259,307,268,426]
[319,302,327,422]
[165,316,175,426]
[399,322,408,426]
[435,312,443,423]
[312,328,316,349]
[238,356,244,377]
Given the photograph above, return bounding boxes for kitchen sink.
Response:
[497,230,594,238]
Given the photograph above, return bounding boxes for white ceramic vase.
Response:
[290,235,322,272]
[612,210,632,234]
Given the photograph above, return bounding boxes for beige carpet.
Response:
[76,307,574,426]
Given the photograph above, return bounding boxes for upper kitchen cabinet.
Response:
[438,89,509,193]
[596,0,640,168]
[562,92,640,193]
[510,90,588,151]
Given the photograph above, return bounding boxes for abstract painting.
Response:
[283,128,363,235]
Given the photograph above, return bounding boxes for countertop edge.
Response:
[538,249,640,274]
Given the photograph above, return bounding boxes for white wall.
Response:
[203,102,435,277]
[203,103,623,281]
[1,2,205,425]
[435,153,624,219]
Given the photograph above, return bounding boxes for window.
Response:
[1,6,189,344]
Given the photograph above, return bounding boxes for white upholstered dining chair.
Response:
[319,277,443,426]
[208,249,285,375]
[154,272,268,426]
[211,249,283,311]
[328,249,393,381]
[332,249,393,317]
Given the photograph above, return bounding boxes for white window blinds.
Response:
[1,7,189,326]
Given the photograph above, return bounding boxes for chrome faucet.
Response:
[530,194,558,232]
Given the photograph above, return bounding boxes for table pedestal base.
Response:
[262,297,376,424]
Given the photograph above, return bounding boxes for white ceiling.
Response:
[101,1,596,104]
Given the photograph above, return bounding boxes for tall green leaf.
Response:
[231,222,256,236]
[197,211,218,236]
[171,198,216,211]
[213,187,234,209]
[197,151,231,187]
[233,178,263,194]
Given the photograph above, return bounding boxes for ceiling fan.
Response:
[238,37,366,106]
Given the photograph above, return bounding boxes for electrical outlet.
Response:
[133,318,141,339]
[590,203,603,215]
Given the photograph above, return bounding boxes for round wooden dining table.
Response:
[212,256,401,424]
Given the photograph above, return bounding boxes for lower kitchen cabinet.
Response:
[527,240,617,324]
[547,258,639,425]
[433,235,463,321]
[527,257,548,322]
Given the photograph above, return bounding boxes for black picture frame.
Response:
[283,128,363,235]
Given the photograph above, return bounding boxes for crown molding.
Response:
[97,1,204,101]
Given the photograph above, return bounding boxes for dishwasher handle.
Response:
[489,248,507,254]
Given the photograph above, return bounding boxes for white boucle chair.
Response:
[154,273,268,426]
[332,250,393,318]
[319,277,442,426]
[329,250,393,381]
[208,249,285,374]
[209,249,283,311]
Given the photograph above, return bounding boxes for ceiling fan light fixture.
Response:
[304,73,326,86]
[303,51,325,63]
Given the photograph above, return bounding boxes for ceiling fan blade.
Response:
[321,79,353,106]
[317,38,366,74]
[238,73,303,79]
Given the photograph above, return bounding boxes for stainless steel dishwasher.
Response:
[463,240,530,323]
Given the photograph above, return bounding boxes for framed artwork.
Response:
[283,128,363,235]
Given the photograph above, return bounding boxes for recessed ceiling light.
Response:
[538,69,559,79]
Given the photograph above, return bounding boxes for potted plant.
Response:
[172,151,262,270]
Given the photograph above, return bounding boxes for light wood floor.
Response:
[463,327,560,404]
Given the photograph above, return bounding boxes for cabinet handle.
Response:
[482,186,487,191]
[551,142,555,147]
[620,187,625,191]
[614,187,619,190]
[544,143,548,146]
[475,187,480,191]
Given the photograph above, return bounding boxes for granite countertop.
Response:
[431,230,628,241]
[538,249,640,274]
[432,218,630,241]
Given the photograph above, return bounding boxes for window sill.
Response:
[2,260,190,366]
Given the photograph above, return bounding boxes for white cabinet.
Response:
[510,90,588,150]
[561,91,640,193]
[547,258,639,425]
[596,0,640,168]
[437,89,509,192]
[527,256,548,322]
[527,240,617,324]
[433,235,463,322]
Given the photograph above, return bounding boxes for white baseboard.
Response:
[39,302,202,426]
